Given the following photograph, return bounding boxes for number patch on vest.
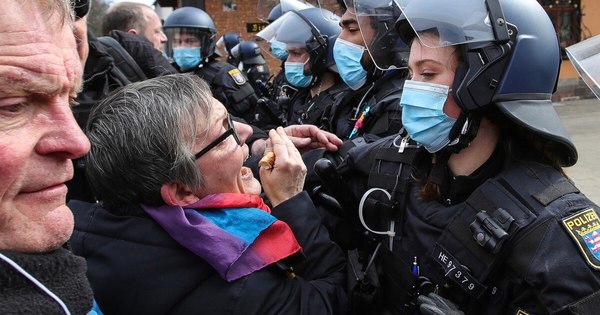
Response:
[561,208,600,269]
[228,69,247,85]
[432,243,487,297]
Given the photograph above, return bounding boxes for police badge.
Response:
[561,208,600,269]
[228,69,247,86]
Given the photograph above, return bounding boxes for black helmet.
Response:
[235,41,267,65]
[257,7,341,76]
[223,33,241,55]
[395,0,577,166]
[163,7,217,61]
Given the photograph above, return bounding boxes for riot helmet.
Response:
[223,33,242,56]
[339,0,407,70]
[257,0,315,23]
[395,0,577,166]
[256,8,341,77]
[163,7,217,70]
[233,41,267,65]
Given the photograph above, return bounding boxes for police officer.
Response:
[163,7,259,123]
[319,0,600,313]
[331,0,408,142]
[256,7,357,137]
[215,32,241,66]
[233,41,271,97]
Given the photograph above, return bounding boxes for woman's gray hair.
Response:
[86,74,213,208]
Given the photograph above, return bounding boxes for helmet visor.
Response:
[257,0,315,23]
[566,35,600,100]
[165,28,210,59]
[396,0,494,48]
[350,0,408,70]
[255,11,318,59]
[315,0,345,17]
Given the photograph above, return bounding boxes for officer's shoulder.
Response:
[207,60,247,86]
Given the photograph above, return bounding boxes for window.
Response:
[538,0,582,59]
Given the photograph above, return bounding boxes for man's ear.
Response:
[160,182,200,206]
[127,28,139,35]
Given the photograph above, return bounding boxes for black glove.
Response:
[417,293,464,315]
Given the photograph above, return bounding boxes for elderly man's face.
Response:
[142,6,167,51]
[0,2,90,253]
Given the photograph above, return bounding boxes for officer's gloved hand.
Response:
[417,293,464,315]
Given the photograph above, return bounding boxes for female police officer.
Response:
[323,0,600,313]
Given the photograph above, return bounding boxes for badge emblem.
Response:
[561,208,600,269]
[228,69,247,85]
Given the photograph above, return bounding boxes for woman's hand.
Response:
[283,125,343,153]
[250,125,343,157]
[259,127,307,207]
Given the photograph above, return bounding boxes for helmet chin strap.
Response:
[430,111,482,192]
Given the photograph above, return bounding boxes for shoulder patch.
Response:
[515,309,530,315]
[228,68,247,85]
[561,208,600,269]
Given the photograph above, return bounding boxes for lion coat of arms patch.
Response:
[228,68,247,86]
[561,208,600,269]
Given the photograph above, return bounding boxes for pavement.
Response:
[555,97,600,203]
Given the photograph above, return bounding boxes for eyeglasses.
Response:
[194,114,241,159]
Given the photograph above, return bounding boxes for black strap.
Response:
[97,36,146,83]
[533,179,579,206]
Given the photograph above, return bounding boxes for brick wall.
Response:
[205,0,282,77]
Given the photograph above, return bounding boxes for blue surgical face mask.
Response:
[285,60,313,88]
[333,38,368,90]
[173,47,202,71]
[270,39,288,60]
[400,80,457,153]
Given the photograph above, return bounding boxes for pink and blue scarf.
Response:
[142,193,302,282]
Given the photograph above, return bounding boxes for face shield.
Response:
[165,27,212,61]
[566,34,600,100]
[346,0,408,70]
[315,0,345,17]
[395,0,495,48]
[255,11,323,61]
[257,0,315,23]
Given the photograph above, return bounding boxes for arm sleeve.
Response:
[235,192,348,314]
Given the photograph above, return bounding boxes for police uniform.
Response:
[332,136,600,314]
[340,70,405,142]
[286,81,352,134]
[194,59,259,124]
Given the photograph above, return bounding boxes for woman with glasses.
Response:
[68,74,347,314]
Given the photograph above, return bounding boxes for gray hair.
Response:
[85,74,213,208]
[102,2,148,36]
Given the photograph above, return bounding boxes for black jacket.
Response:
[69,192,347,315]
[193,59,260,124]
[331,137,600,314]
